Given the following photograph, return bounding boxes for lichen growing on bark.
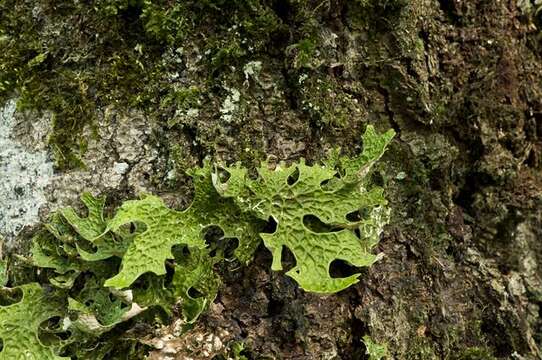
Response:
[0,100,53,245]
[0,127,392,359]
[1,0,542,359]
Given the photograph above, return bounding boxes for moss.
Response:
[286,38,319,69]
[0,0,158,167]
[1,0,378,169]
[0,1,286,167]
[296,73,365,128]
[349,0,409,29]
[163,86,202,127]
[450,347,497,360]
[0,0,286,168]
[406,337,439,360]
[222,341,250,360]
[140,1,190,45]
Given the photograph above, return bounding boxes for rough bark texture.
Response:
[1,0,541,359]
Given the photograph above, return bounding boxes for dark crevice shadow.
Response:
[267,298,284,317]
[215,167,231,183]
[222,237,239,259]
[303,214,342,233]
[0,287,22,306]
[203,225,225,257]
[38,316,71,346]
[75,238,98,254]
[287,167,300,186]
[187,287,204,299]
[329,259,359,279]
[261,216,278,234]
[280,246,296,273]
[348,316,370,359]
[437,0,461,24]
[204,225,225,246]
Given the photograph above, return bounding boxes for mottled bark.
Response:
[1,1,541,359]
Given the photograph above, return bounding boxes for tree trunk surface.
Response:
[0,1,541,359]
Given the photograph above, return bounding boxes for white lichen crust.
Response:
[0,100,53,244]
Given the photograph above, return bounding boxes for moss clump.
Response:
[296,73,365,128]
[0,0,285,168]
[451,347,497,360]
[1,0,393,168]
[0,0,163,167]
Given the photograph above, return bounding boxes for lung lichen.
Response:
[0,125,393,359]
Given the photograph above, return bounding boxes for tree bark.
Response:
[0,0,541,359]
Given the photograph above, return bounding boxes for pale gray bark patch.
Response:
[0,100,53,244]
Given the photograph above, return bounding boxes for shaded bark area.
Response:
[1,0,541,359]
[183,1,542,359]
